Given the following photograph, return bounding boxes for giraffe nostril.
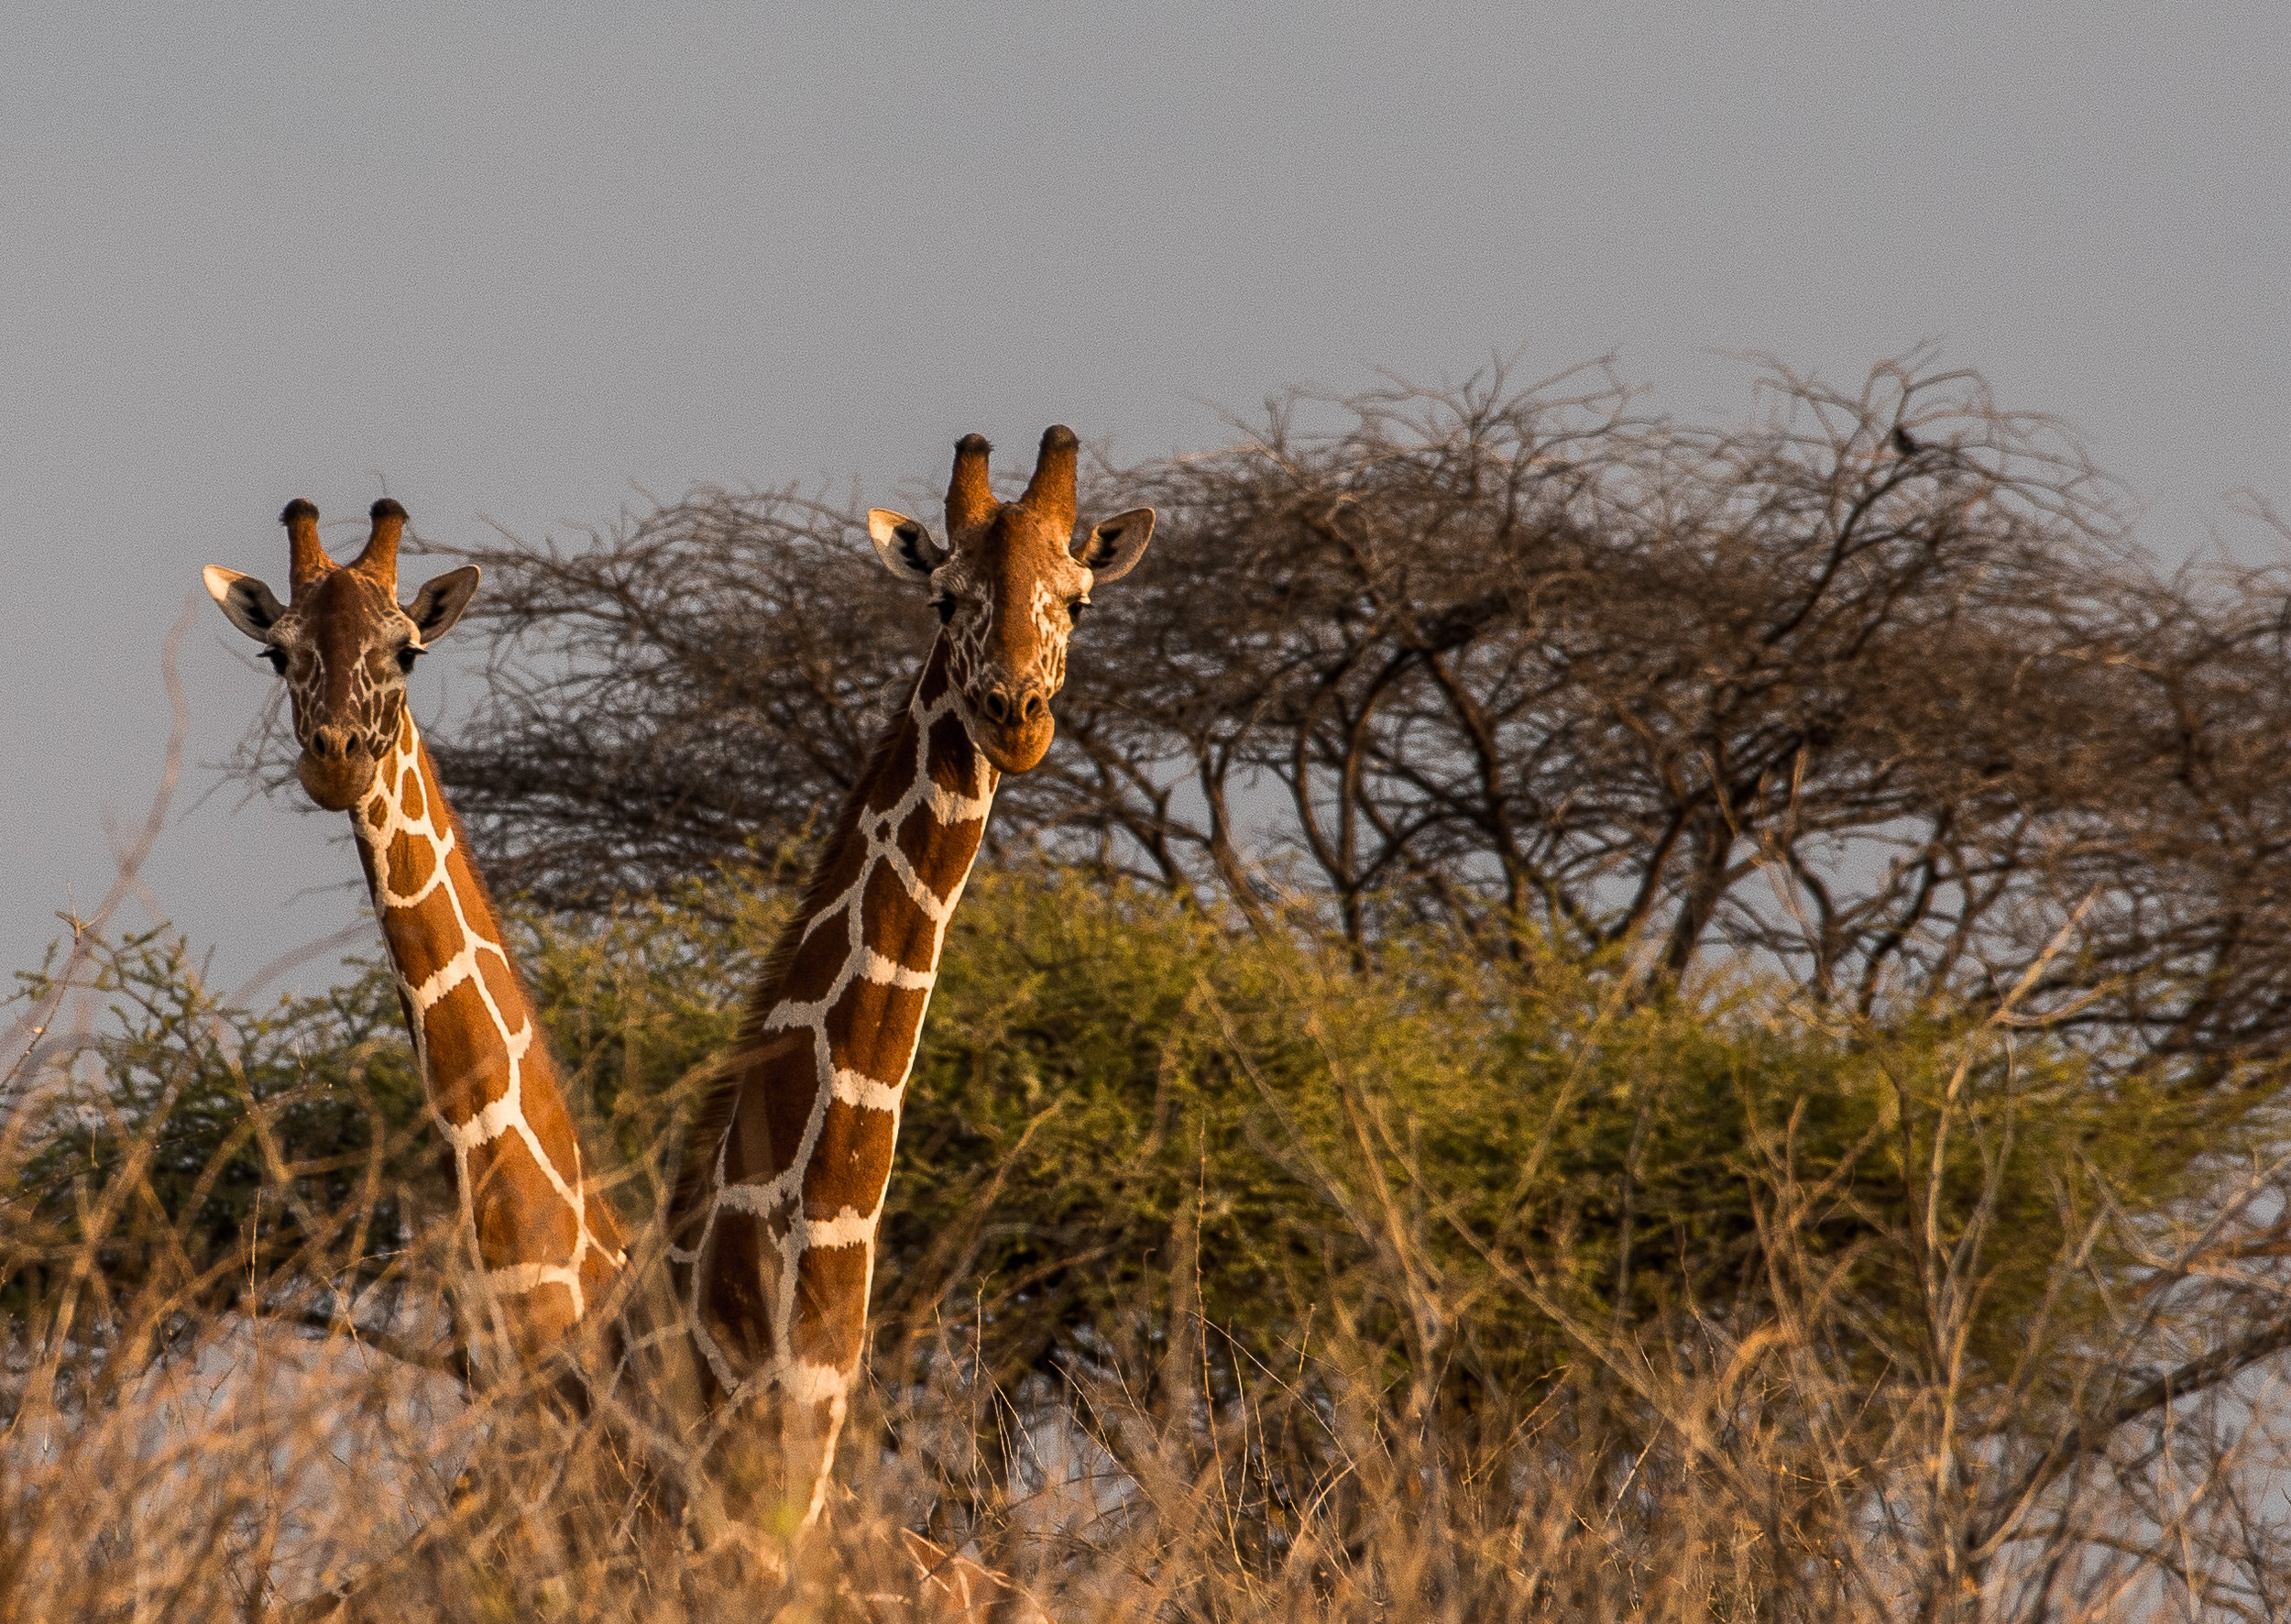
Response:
[981,689,1012,725]
[1021,692,1046,723]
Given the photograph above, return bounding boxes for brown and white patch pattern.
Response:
[670,427,1152,1585]
[204,499,625,1374]
[356,710,627,1355]
[674,645,995,1534]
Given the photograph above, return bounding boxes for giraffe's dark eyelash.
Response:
[932,598,957,625]
[397,645,422,673]
[260,648,288,674]
[1069,598,1091,622]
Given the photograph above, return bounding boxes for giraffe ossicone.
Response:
[204,499,626,1369]
[672,425,1154,1571]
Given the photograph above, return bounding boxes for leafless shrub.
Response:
[429,486,924,910]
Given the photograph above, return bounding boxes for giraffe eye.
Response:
[1069,598,1091,623]
[931,598,957,626]
[396,645,422,673]
[260,647,288,675]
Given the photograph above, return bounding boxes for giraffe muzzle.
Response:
[969,684,1055,773]
[978,684,1047,729]
[298,729,379,810]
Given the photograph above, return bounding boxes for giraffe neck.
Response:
[674,638,996,1537]
[352,710,626,1366]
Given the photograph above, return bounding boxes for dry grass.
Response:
[9,884,2291,1624]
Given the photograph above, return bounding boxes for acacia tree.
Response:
[423,355,2291,1084]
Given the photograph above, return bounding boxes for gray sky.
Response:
[5,3,2287,996]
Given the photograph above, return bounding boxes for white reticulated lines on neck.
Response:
[352,713,623,1327]
[678,669,998,1524]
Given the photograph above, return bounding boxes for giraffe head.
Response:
[867,426,1154,774]
[203,499,481,811]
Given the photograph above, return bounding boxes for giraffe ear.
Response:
[203,566,286,641]
[406,565,482,644]
[1075,508,1155,585]
[869,509,946,586]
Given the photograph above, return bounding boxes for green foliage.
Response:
[506,868,2276,1439]
[18,876,2266,1402]
[505,873,789,1191]
[875,874,2263,1417]
[0,929,432,1326]
[7,871,2276,1459]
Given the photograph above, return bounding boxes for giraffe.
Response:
[203,499,626,1374]
[668,425,1154,1577]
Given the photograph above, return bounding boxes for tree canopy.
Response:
[433,356,2291,1087]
